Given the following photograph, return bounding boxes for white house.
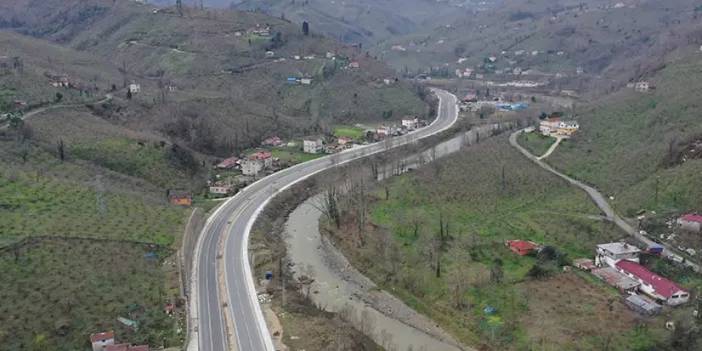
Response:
[303,138,324,154]
[634,81,650,92]
[128,83,141,94]
[375,126,390,137]
[615,260,689,306]
[300,78,313,85]
[678,214,702,232]
[90,331,115,351]
[241,159,263,176]
[595,242,641,268]
[402,117,419,130]
[241,151,272,176]
[539,118,579,138]
[209,182,233,195]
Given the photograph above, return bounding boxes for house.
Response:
[241,151,273,176]
[539,118,561,136]
[462,93,478,103]
[286,77,298,84]
[348,62,360,69]
[326,52,335,59]
[402,117,419,130]
[634,81,650,92]
[573,258,596,271]
[105,345,150,351]
[677,214,702,232]
[337,136,352,146]
[505,240,539,256]
[128,83,141,94]
[215,157,239,170]
[375,126,390,138]
[48,74,71,88]
[591,267,640,293]
[300,78,313,85]
[539,118,579,138]
[625,294,662,316]
[262,136,283,147]
[595,242,641,268]
[615,260,689,305]
[391,45,407,52]
[303,137,324,154]
[209,181,233,196]
[90,331,115,351]
[265,51,275,58]
[556,121,579,137]
[168,190,192,207]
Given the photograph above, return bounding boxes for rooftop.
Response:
[681,214,702,224]
[90,331,115,343]
[597,242,641,255]
[615,260,686,298]
[592,267,640,291]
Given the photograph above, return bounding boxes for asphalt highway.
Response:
[191,88,458,351]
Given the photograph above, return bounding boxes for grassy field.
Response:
[324,135,682,350]
[333,125,366,139]
[0,123,187,350]
[549,53,702,217]
[0,238,184,351]
[69,137,194,189]
[517,132,555,157]
[270,147,324,165]
[0,169,184,246]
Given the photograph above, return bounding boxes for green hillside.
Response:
[0,0,430,156]
[379,0,702,82]
[550,49,702,217]
[234,0,474,45]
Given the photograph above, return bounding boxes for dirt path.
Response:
[0,94,113,130]
[285,196,472,351]
[537,136,563,160]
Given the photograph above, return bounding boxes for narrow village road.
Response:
[537,136,563,160]
[509,129,700,272]
[0,94,113,130]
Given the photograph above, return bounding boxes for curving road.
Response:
[190,89,459,351]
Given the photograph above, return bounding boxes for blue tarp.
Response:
[483,306,497,315]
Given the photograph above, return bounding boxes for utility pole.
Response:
[654,176,660,207]
[279,257,286,307]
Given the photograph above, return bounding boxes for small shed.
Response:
[591,267,640,293]
[624,294,662,316]
[168,190,192,207]
[573,258,595,271]
[505,240,538,256]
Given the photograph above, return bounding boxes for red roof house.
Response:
[681,214,702,223]
[262,136,283,147]
[215,157,239,170]
[615,260,689,305]
[678,214,702,232]
[505,240,538,256]
[90,331,115,351]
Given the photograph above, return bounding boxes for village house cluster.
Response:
[581,241,689,314]
[506,238,690,315]
[205,116,426,197]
